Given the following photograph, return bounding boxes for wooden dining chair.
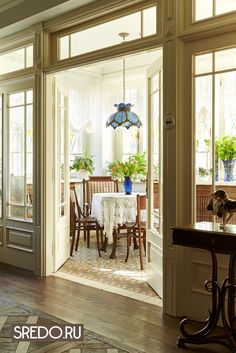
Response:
[125,194,146,270]
[83,176,119,215]
[70,185,101,256]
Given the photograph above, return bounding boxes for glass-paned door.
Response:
[54,87,70,271]
[0,80,35,272]
[147,57,163,298]
[194,47,236,224]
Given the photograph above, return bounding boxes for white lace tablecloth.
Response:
[91,193,138,244]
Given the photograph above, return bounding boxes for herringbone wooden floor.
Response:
[0,265,229,353]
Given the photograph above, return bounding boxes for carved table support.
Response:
[172,223,236,352]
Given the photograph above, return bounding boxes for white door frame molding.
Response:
[176,31,236,318]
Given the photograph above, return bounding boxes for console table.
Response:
[172,222,236,352]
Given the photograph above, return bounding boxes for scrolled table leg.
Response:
[177,251,230,349]
[221,254,236,351]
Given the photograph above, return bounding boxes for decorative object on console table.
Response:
[207,189,236,230]
[70,152,94,179]
[216,136,236,182]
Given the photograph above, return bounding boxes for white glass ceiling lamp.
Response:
[106,32,142,129]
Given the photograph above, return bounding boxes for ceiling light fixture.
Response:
[106,32,142,129]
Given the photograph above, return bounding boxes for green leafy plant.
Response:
[71,152,94,174]
[215,136,236,161]
[107,152,146,180]
[198,167,208,177]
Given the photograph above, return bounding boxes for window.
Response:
[194,48,236,223]
[0,44,33,75]
[194,0,236,21]
[7,89,33,220]
[58,6,157,60]
[58,91,68,218]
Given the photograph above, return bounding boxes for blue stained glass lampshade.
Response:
[106,103,142,129]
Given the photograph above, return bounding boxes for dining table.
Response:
[91,192,142,258]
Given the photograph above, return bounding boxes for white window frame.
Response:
[50,0,161,66]
[193,0,236,22]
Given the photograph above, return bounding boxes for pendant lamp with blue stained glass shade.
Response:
[106,32,142,129]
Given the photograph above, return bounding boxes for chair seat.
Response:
[132,221,146,230]
[79,216,97,224]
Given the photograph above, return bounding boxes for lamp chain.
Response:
[119,32,129,103]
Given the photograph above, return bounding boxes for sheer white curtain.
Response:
[58,66,147,175]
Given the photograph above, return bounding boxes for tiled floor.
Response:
[58,234,160,305]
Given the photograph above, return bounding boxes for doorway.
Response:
[46,48,163,305]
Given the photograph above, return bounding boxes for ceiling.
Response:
[0,0,98,36]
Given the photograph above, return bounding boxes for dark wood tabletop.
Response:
[172,222,236,254]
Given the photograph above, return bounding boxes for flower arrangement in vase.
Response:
[107,152,146,194]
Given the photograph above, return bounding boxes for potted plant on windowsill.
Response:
[107,152,146,194]
[70,152,94,179]
[216,136,236,182]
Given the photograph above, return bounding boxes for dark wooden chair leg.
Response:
[125,230,131,263]
[133,234,139,249]
[100,228,104,244]
[87,229,90,248]
[96,223,101,257]
[138,231,144,270]
[83,229,86,241]
[143,231,146,254]
[70,228,76,256]
[75,225,81,251]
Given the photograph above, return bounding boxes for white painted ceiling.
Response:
[0,0,98,36]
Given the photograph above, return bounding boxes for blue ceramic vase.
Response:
[222,159,235,182]
[124,176,132,195]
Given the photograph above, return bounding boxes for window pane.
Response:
[58,92,66,217]
[8,90,33,221]
[152,89,159,181]
[9,106,25,208]
[195,53,213,74]
[216,0,236,15]
[26,104,33,178]
[195,75,212,184]
[150,71,162,233]
[122,127,139,157]
[0,48,24,75]
[26,90,33,104]
[215,72,236,183]
[143,6,157,36]
[215,47,236,71]
[26,45,33,67]
[195,0,213,21]
[195,75,213,222]
[59,35,69,60]
[70,12,141,57]
[9,92,24,106]
[151,74,159,92]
